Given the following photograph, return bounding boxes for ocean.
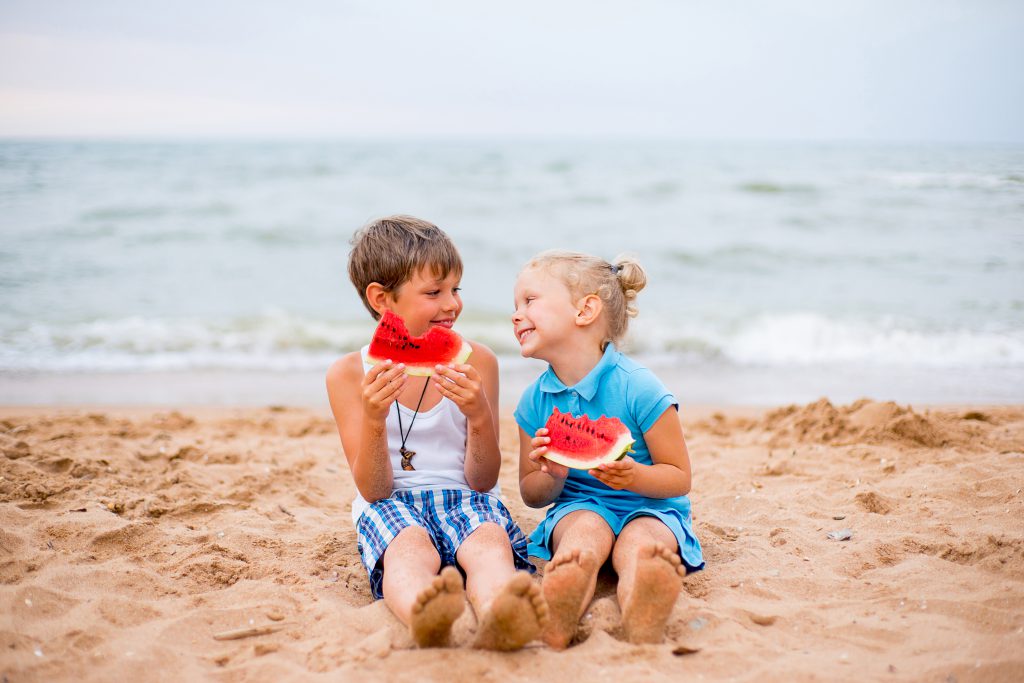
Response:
[1,139,1022,405]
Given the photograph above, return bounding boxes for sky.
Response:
[1,0,1023,142]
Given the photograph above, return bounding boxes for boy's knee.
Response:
[466,521,509,545]
[385,526,438,562]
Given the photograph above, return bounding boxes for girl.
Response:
[512,250,704,648]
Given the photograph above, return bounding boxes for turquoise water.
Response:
[1,140,1022,403]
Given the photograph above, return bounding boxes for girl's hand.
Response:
[528,428,569,480]
[589,455,636,490]
[432,363,489,420]
[361,360,407,421]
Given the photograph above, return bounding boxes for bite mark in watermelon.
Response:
[366,310,472,376]
[542,408,635,470]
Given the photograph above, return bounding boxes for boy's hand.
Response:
[362,360,406,421]
[432,363,489,420]
[528,428,569,480]
[589,456,636,490]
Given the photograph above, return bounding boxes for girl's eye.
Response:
[427,290,440,296]
[453,287,461,294]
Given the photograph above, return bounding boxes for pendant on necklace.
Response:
[400,446,416,471]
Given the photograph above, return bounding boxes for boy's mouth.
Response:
[516,327,534,344]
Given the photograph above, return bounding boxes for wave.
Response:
[630,313,1024,367]
[876,172,1024,191]
[2,312,1022,373]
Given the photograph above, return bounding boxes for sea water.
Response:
[1,139,1022,405]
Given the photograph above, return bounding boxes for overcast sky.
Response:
[1,0,1022,142]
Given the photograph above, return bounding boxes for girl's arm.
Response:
[432,341,501,492]
[518,426,569,507]
[326,353,407,502]
[588,407,692,498]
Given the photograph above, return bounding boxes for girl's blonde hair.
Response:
[525,250,647,348]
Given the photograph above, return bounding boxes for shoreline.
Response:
[4,362,1023,408]
[2,400,1023,681]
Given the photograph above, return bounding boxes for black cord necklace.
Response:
[396,377,430,471]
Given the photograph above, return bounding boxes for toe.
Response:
[509,572,532,595]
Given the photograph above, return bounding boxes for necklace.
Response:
[395,378,430,471]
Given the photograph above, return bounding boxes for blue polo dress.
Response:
[514,343,704,572]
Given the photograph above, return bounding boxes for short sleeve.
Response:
[626,368,678,433]
[513,380,544,436]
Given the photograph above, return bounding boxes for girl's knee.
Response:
[616,517,678,551]
[557,510,614,539]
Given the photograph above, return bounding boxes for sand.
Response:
[2,400,1023,682]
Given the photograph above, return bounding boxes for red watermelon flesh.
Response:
[542,408,635,470]
[366,310,472,376]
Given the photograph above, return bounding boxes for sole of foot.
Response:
[474,571,549,651]
[410,566,465,648]
[621,543,684,644]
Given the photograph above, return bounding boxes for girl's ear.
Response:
[365,282,392,317]
[575,294,603,327]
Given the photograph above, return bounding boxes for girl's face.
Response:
[384,266,463,337]
[512,266,579,361]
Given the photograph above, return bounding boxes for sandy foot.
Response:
[620,543,685,644]
[410,566,466,648]
[473,571,549,651]
[542,548,599,649]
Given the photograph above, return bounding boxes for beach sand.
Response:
[2,400,1022,682]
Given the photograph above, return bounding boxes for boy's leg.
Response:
[542,510,616,649]
[612,516,686,644]
[455,522,548,651]
[382,526,465,647]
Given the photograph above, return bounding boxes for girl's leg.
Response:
[542,510,616,649]
[611,516,686,644]
[382,526,465,647]
[455,522,548,651]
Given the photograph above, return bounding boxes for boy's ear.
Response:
[574,294,603,327]
[365,282,391,317]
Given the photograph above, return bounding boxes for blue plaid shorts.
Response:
[356,488,534,599]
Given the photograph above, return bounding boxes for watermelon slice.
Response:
[366,310,472,376]
[542,408,635,470]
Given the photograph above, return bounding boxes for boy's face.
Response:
[385,266,463,337]
[511,266,578,361]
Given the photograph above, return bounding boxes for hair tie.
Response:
[610,263,622,275]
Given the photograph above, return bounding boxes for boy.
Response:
[326,215,547,650]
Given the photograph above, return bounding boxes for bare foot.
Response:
[542,548,598,649]
[620,543,685,644]
[473,572,549,651]
[410,566,465,647]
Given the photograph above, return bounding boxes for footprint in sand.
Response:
[410,565,465,648]
[474,571,549,651]
[542,548,599,650]
[621,542,686,644]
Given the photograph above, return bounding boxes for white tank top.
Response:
[351,346,501,523]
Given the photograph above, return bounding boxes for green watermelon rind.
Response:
[542,431,635,470]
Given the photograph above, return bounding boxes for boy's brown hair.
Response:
[348,215,463,319]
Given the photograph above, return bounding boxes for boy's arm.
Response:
[518,426,568,508]
[588,407,692,498]
[433,341,501,492]
[326,353,406,503]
